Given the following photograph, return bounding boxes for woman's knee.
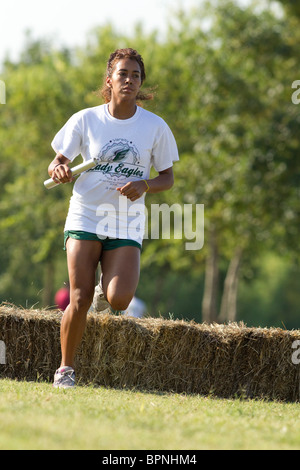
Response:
[70,287,94,313]
[108,292,132,311]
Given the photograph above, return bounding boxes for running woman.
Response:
[48,48,179,388]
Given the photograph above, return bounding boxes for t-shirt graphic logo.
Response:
[112,147,130,162]
[99,138,140,165]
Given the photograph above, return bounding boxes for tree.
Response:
[0,4,299,327]
[275,0,300,18]
[139,1,300,322]
[0,40,83,306]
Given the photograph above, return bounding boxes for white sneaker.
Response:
[53,366,76,389]
[91,280,110,312]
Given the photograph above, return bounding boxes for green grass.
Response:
[0,378,300,450]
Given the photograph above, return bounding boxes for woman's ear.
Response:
[106,76,112,88]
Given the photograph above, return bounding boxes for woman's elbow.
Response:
[167,172,174,189]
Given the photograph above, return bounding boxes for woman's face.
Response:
[107,58,142,102]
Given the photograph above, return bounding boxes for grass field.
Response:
[0,378,300,450]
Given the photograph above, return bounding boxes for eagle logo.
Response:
[112,147,130,162]
[99,139,140,165]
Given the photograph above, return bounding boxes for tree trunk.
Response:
[218,247,243,323]
[201,228,219,323]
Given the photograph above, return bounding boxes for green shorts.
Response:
[64,230,142,251]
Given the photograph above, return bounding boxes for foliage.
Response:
[0,1,299,326]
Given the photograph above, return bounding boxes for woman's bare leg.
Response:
[100,246,140,311]
[60,238,102,368]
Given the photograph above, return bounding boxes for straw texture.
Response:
[1,305,300,401]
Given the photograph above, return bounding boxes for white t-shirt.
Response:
[51,104,179,245]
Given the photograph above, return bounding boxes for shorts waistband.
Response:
[63,230,142,251]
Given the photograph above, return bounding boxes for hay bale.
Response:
[0,304,62,381]
[1,304,300,401]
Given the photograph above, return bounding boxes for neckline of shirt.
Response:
[104,103,141,124]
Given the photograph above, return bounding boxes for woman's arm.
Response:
[48,153,73,184]
[145,167,174,193]
[117,167,174,202]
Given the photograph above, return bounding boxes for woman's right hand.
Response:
[51,163,73,184]
[48,153,73,184]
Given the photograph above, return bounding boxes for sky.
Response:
[0,0,201,65]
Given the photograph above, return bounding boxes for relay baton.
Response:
[44,157,99,189]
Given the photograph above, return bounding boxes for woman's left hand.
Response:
[116,180,149,201]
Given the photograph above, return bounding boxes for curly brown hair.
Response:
[99,48,154,103]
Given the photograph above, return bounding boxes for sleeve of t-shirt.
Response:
[151,123,179,172]
[51,112,83,162]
